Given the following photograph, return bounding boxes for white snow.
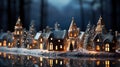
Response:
[0,47,116,57]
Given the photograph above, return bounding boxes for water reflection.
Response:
[0,52,120,67]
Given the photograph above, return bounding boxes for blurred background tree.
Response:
[0,0,120,32]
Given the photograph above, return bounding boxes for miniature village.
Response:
[0,16,120,53]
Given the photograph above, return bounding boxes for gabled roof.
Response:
[93,33,114,43]
[42,32,51,39]
[53,30,66,39]
[34,32,42,40]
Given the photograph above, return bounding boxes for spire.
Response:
[95,16,106,33]
[97,16,104,25]
[16,17,21,25]
[69,17,77,31]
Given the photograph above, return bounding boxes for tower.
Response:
[95,16,107,34]
[13,17,23,47]
[68,17,80,50]
[14,17,23,36]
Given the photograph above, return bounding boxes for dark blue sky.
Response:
[0,0,120,32]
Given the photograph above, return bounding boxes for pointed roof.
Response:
[87,21,91,28]
[68,17,77,31]
[97,16,104,25]
[16,17,21,25]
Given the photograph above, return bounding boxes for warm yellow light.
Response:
[97,39,100,42]
[105,60,110,67]
[105,43,110,52]
[8,55,11,59]
[8,43,11,47]
[17,31,19,35]
[58,40,60,42]
[40,57,43,61]
[60,61,63,65]
[56,46,58,50]
[3,53,6,58]
[3,40,6,47]
[30,46,32,49]
[40,63,42,66]
[70,33,72,37]
[60,45,62,49]
[0,52,1,55]
[50,59,53,66]
[40,38,43,42]
[40,43,43,49]
[72,40,75,45]
[50,42,53,50]
[0,42,2,46]
[96,45,100,51]
[50,38,53,40]
[96,61,100,66]
[74,33,77,37]
[56,59,58,64]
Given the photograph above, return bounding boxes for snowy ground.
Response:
[0,47,119,57]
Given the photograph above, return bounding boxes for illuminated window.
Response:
[3,40,6,47]
[50,59,53,66]
[40,38,43,42]
[70,33,72,37]
[3,53,6,58]
[74,33,77,37]
[105,43,110,52]
[97,39,100,42]
[56,46,58,50]
[40,43,43,49]
[105,60,110,67]
[40,63,42,66]
[0,42,2,46]
[30,46,32,49]
[56,59,58,64]
[50,38,53,40]
[96,45,100,51]
[50,42,53,50]
[60,45,62,49]
[60,61,63,65]
[8,55,11,59]
[39,57,43,61]
[8,43,11,47]
[96,61,100,66]
[17,31,19,35]
[58,40,60,42]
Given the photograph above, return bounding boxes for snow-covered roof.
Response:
[34,32,42,40]
[42,32,51,39]
[93,33,114,43]
[79,31,85,40]
[53,30,66,39]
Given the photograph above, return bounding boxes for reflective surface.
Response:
[0,52,120,67]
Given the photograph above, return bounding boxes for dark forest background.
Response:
[0,0,120,32]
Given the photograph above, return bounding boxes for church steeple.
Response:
[95,16,106,33]
[68,17,77,32]
[16,17,22,26]
[68,17,80,38]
